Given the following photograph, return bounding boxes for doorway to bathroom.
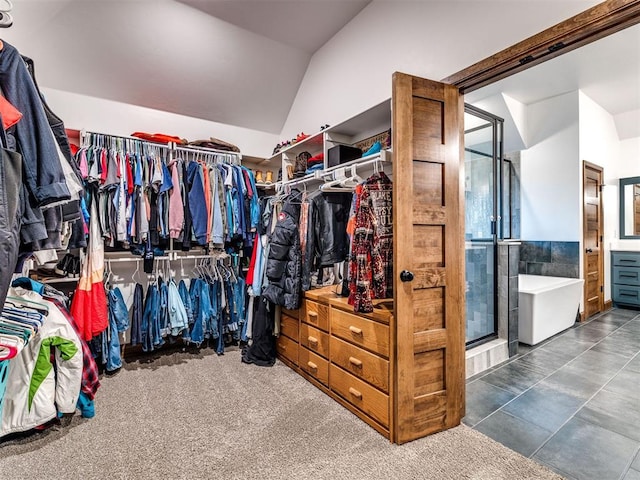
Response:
[464,104,508,347]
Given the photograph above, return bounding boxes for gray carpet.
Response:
[0,348,563,479]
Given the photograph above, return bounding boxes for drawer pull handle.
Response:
[308,336,318,345]
[620,274,638,278]
[349,326,363,335]
[620,259,637,262]
[348,387,362,399]
[620,292,638,297]
[307,361,317,370]
[308,311,318,317]
[349,356,363,368]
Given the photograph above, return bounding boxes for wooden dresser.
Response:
[277,286,396,440]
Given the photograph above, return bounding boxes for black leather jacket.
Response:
[262,197,302,310]
[302,191,353,291]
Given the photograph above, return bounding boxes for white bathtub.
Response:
[518,274,584,346]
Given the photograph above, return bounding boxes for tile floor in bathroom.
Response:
[464,307,640,480]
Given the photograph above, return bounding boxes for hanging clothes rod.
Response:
[80,130,173,151]
[172,254,229,261]
[104,256,171,263]
[279,150,390,191]
[174,144,243,158]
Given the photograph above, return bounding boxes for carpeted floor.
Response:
[0,348,564,479]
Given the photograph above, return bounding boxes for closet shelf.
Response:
[279,149,391,191]
[28,274,78,284]
[267,131,324,162]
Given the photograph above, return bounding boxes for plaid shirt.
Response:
[45,297,101,400]
[348,172,393,313]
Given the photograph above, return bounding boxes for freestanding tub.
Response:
[518,274,584,345]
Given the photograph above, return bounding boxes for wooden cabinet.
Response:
[275,73,465,444]
[612,251,640,308]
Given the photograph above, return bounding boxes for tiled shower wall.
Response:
[519,241,580,278]
[465,245,494,342]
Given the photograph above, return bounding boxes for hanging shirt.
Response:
[349,172,393,313]
[168,159,184,239]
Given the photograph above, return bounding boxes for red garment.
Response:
[130,132,185,144]
[99,149,108,184]
[0,94,22,129]
[246,234,259,286]
[70,198,108,340]
[126,154,134,195]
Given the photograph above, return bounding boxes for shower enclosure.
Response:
[464,104,509,347]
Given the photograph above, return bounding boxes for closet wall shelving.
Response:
[267,99,392,189]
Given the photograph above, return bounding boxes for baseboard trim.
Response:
[604,300,612,311]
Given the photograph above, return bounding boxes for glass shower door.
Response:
[464,105,503,346]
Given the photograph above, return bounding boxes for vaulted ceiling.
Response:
[2,1,638,142]
[3,0,370,134]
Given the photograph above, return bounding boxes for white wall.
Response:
[578,91,623,301]
[520,91,580,242]
[41,88,279,159]
[618,137,640,178]
[280,0,600,139]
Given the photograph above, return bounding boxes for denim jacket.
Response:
[0,41,70,207]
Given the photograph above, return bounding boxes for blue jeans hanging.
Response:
[106,287,129,371]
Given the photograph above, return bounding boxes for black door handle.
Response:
[586,248,593,253]
[400,270,414,282]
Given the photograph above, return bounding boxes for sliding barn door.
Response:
[392,72,465,443]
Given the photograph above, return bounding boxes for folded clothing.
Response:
[305,163,324,175]
[190,137,240,153]
[131,132,187,145]
[307,152,324,166]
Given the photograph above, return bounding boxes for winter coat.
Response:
[262,196,302,310]
[1,288,83,439]
[302,191,353,291]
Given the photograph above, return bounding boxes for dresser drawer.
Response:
[276,334,298,366]
[279,313,299,341]
[303,300,329,332]
[330,336,389,392]
[613,266,640,286]
[300,323,330,359]
[282,307,299,319]
[612,252,640,267]
[330,364,389,427]
[331,308,390,357]
[613,284,640,306]
[299,348,329,385]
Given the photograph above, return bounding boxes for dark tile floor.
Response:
[464,308,640,480]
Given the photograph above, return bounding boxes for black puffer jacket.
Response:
[262,197,302,310]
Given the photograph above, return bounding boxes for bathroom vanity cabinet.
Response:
[611,251,640,308]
